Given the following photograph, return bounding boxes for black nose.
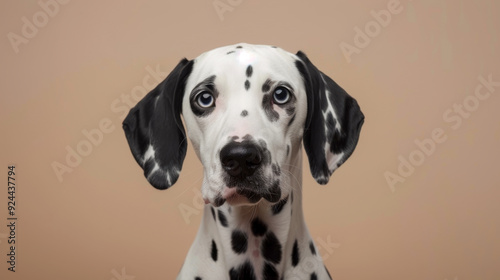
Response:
[220,142,262,177]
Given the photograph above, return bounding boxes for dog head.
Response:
[123,43,364,207]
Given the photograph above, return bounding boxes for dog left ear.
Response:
[122,58,194,190]
[295,51,364,185]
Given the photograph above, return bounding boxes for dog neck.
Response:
[201,146,308,273]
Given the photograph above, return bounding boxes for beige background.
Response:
[1,0,499,279]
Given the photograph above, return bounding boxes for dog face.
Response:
[123,43,364,207]
[182,44,308,205]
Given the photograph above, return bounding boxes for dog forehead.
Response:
[186,43,301,89]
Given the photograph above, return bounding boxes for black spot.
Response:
[251,217,268,236]
[263,181,281,202]
[229,261,255,280]
[231,230,248,254]
[236,45,243,48]
[227,51,235,55]
[271,195,288,215]
[325,265,332,280]
[262,232,282,264]
[262,94,279,122]
[310,241,316,255]
[195,277,202,280]
[263,262,279,280]
[211,207,216,221]
[211,240,218,262]
[272,164,281,176]
[214,195,226,207]
[292,239,300,267]
[262,79,272,92]
[310,272,318,280]
[245,80,250,90]
[286,145,290,156]
[246,65,253,77]
[241,110,248,117]
[287,114,296,127]
[218,210,228,227]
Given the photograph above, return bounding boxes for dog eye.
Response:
[196,92,215,108]
[273,87,290,104]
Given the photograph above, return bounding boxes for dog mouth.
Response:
[227,188,262,204]
[212,182,281,207]
[216,166,281,206]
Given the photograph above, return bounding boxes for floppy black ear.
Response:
[122,59,194,189]
[295,51,364,185]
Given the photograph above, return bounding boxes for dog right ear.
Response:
[122,59,194,190]
[295,51,364,185]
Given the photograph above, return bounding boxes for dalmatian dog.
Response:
[123,43,364,280]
